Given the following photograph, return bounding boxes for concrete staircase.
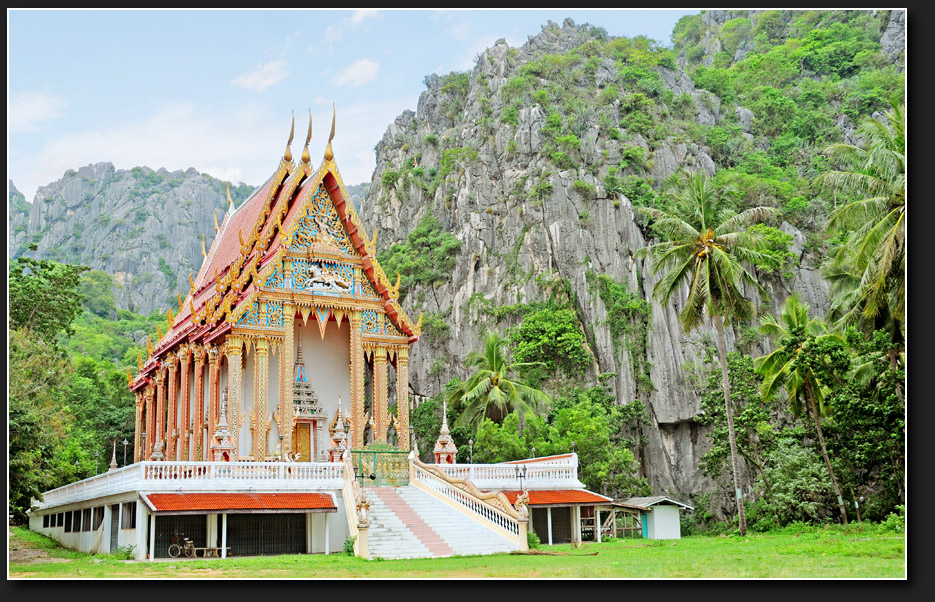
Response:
[364,485,518,559]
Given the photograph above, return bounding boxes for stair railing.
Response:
[341,448,369,559]
[409,453,528,551]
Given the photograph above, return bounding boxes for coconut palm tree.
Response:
[637,170,780,536]
[451,330,551,428]
[818,103,905,342]
[754,294,849,524]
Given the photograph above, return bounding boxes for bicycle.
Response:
[167,532,195,558]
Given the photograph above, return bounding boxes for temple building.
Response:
[27,111,670,561]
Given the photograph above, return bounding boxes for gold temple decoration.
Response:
[137,352,143,371]
[189,272,195,293]
[226,181,233,208]
[284,111,294,163]
[127,368,133,387]
[177,292,184,313]
[146,335,154,356]
[157,325,162,340]
[214,208,219,233]
[324,104,335,161]
[167,308,174,329]
[201,234,207,258]
[300,109,312,166]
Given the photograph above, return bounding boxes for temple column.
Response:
[254,336,270,461]
[152,368,166,460]
[133,392,142,463]
[349,311,364,449]
[144,385,155,461]
[396,346,410,451]
[192,345,206,461]
[165,351,179,461]
[178,345,192,461]
[282,302,295,457]
[373,346,388,444]
[225,336,244,460]
[207,344,221,451]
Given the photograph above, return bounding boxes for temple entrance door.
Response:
[293,423,311,462]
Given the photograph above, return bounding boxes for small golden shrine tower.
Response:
[433,401,458,464]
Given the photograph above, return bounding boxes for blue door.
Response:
[641,512,648,538]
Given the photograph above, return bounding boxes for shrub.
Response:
[343,535,356,556]
[381,170,400,189]
[527,530,541,549]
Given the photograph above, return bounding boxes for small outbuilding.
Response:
[618,495,694,540]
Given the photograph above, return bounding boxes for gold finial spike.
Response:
[167,308,174,328]
[370,227,378,251]
[189,272,195,293]
[138,351,143,371]
[157,324,162,340]
[214,208,219,233]
[201,234,207,258]
[238,228,245,248]
[146,335,153,355]
[284,111,295,162]
[301,109,312,165]
[226,181,233,207]
[177,292,183,312]
[324,104,335,161]
[127,367,133,386]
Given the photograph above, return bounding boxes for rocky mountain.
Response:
[9,163,254,316]
[358,15,903,512]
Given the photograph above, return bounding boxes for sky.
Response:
[8,9,699,205]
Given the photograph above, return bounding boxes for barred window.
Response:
[82,508,92,532]
[64,512,73,532]
[43,514,50,528]
[57,513,64,527]
[93,506,104,530]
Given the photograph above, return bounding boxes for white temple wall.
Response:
[296,319,351,427]
[311,495,348,554]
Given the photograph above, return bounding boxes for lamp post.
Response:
[122,439,129,466]
[75,460,79,481]
[468,438,474,464]
[515,464,528,493]
[94,451,100,475]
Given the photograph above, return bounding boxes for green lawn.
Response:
[8,525,904,578]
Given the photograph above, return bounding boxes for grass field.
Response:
[7,524,905,579]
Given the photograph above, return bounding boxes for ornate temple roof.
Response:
[131,110,421,390]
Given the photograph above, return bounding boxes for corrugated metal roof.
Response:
[618,496,694,510]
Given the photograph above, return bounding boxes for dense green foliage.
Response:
[376,213,462,302]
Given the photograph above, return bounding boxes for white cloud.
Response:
[230,60,290,92]
[332,59,380,87]
[351,10,378,26]
[9,91,67,134]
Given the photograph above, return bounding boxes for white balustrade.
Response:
[435,459,582,490]
[411,463,520,539]
[34,461,344,510]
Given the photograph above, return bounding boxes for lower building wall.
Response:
[646,505,681,539]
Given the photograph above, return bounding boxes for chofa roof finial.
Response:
[324,104,335,161]
[284,111,295,163]
[301,109,312,165]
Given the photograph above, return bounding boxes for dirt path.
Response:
[8,527,72,565]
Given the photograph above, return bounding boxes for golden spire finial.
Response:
[167,308,174,328]
[301,109,312,165]
[189,272,195,293]
[157,324,162,340]
[147,335,154,355]
[201,234,207,258]
[324,104,335,161]
[238,228,245,248]
[284,111,295,162]
[127,367,133,386]
[177,292,183,312]
[138,351,143,371]
[214,208,219,233]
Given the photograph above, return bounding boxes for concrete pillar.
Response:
[192,346,206,460]
[148,511,156,561]
[572,506,581,545]
[306,513,312,554]
[135,501,147,561]
[547,507,553,545]
[221,513,228,558]
[373,346,388,444]
[117,503,123,550]
[396,347,410,450]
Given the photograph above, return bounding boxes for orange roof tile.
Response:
[498,490,612,506]
[145,492,335,512]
